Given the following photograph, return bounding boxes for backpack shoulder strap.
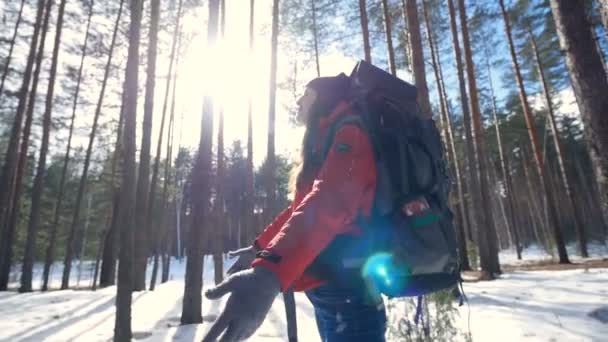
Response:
[320,114,366,163]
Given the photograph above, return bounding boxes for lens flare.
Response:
[361,252,410,297]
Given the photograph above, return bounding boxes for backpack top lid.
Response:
[349,60,417,108]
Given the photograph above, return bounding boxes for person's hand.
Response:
[202,267,281,342]
[226,246,256,276]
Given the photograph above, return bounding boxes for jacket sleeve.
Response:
[252,125,376,291]
[253,206,292,250]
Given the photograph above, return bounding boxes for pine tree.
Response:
[0,0,26,99]
[359,0,372,63]
[62,0,125,289]
[20,0,68,292]
[550,0,608,231]
[381,0,396,75]
[457,0,501,277]
[499,0,569,264]
[114,0,142,338]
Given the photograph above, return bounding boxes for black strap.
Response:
[320,114,366,162]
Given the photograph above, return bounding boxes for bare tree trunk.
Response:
[147,0,183,292]
[550,0,608,235]
[41,0,95,292]
[381,0,396,75]
[245,0,256,247]
[521,146,552,253]
[0,0,52,291]
[310,0,321,76]
[358,0,372,63]
[213,0,227,286]
[499,0,569,264]
[266,0,280,221]
[0,0,46,291]
[114,0,142,339]
[483,48,521,259]
[20,0,67,293]
[446,0,478,249]
[0,0,26,98]
[181,0,220,325]
[62,0,124,290]
[457,0,500,277]
[422,0,470,270]
[405,0,431,119]
[133,0,161,291]
[528,28,588,257]
[99,96,125,288]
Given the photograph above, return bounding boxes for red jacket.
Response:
[252,102,377,292]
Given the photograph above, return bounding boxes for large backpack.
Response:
[307,61,460,299]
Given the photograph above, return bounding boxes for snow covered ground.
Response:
[0,243,607,341]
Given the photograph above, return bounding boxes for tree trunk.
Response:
[147,0,183,292]
[114,0,142,339]
[311,0,321,76]
[528,27,588,257]
[0,0,52,291]
[245,0,256,247]
[213,0,227,286]
[405,0,431,119]
[99,90,126,288]
[20,0,68,293]
[521,146,552,253]
[499,0,569,264]
[483,48,521,259]
[41,0,95,292]
[0,0,46,291]
[181,0,219,325]
[358,0,372,63]
[446,0,478,249]
[381,0,396,75]
[422,0,470,270]
[132,0,161,291]
[457,0,501,277]
[550,0,608,234]
[0,0,26,98]
[266,0,280,220]
[62,0,124,290]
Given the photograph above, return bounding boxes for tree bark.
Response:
[499,0,569,264]
[381,0,396,75]
[62,0,124,290]
[457,0,500,277]
[0,0,46,291]
[528,27,588,257]
[181,0,220,325]
[20,0,68,293]
[421,0,470,271]
[483,47,521,259]
[245,0,256,247]
[213,0,227,286]
[147,0,183,292]
[550,0,608,233]
[446,0,478,248]
[133,0,161,291]
[0,0,26,98]
[41,0,95,292]
[114,0,142,339]
[266,0,280,221]
[405,0,431,119]
[358,0,372,63]
[0,0,52,291]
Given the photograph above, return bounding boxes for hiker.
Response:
[202,61,459,342]
[202,73,385,342]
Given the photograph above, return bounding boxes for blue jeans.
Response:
[305,282,387,342]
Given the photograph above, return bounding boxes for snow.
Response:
[1,248,607,341]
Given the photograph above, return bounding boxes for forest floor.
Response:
[0,242,607,342]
